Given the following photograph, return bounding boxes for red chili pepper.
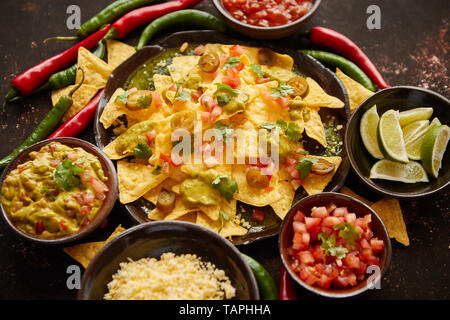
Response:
[109,0,204,39]
[279,266,297,300]
[308,27,389,89]
[11,25,110,96]
[48,89,103,139]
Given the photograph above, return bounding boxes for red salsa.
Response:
[223,0,313,27]
[287,203,384,290]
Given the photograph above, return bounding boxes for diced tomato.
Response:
[359,238,371,249]
[82,192,94,206]
[302,233,310,247]
[312,245,325,262]
[219,54,230,66]
[194,45,205,56]
[345,254,361,269]
[252,209,265,223]
[305,217,321,231]
[59,220,68,232]
[151,91,162,108]
[344,213,357,223]
[255,77,271,84]
[222,76,241,88]
[50,158,62,167]
[210,106,223,122]
[347,273,357,286]
[305,273,320,286]
[322,216,342,228]
[35,221,44,235]
[333,276,349,288]
[81,217,90,227]
[292,233,307,250]
[67,152,78,161]
[229,44,245,56]
[201,111,211,123]
[366,255,380,266]
[333,207,348,217]
[311,206,328,218]
[89,178,108,197]
[73,193,84,204]
[355,261,367,275]
[360,248,373,261]
[80,205,91,216]
[319,225,334,236]
[293,210,306,222]
[227,62,245,77]
[168,83,177,91]
[298,251,315,265]
[317,274,332,290]
[146,130,157,145]
[191,90,202,102]
[293,221,307,234]
[370,238,385,252]
[275,96,290,108]
[159,153,172,164]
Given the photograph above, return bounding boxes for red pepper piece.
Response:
[48,89,103,139]
[111,0,204,39]
[279,266,297,300]
[11,25,110,96]
[35,221,44,235]
[309,27,389,89]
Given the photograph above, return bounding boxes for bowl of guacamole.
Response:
[0,138,118,244]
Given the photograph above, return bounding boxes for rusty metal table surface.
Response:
[0,0,448,300]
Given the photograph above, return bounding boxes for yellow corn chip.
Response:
[303,107,327,147]
[340,186,374,206]
[370,198,409,246]
[301,156,342,195]
[168,56,200,82]
[76,47,114,89]
[107,40,136,69]
[304,77,345,108]
[336,68,374,114]
[117,161,168,204]
[270,180,295,220]
[51,84,99,122]
[196,212,248,238]
[99,88,128,129]
[153,74,174,93]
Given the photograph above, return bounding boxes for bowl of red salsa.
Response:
[212,0,321,40]
[279,192,391,298]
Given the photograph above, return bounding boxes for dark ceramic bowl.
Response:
[279,192,391,298]
[78,221,260,300]
[0,138,118,245]
[94,30,350,245]
[346,86,450,199]
[212,0,321,40]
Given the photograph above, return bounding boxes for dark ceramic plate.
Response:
[94,30,350,245]
[0,138,117,245]
[279,192,392,298]
[346,86,450,198]
[78,221,259,300]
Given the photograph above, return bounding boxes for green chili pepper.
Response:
[0,70,85,170]
[78,0,159,38]
[242,254,278,300]
[300,49,376,92]
[5,41,105,104]
[136,9,226,50]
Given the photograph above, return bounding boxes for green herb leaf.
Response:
[213,122,234,141]
[217,95,230,106]
[211,174,238,202]
[218,210,230,233]
[250,64,264,77]
[137,95,151,109]
[175,84,191,102]
[276,119,288,131]
[333,222,361,246]
[215,83,239,95]
[318,232,348,259]
[260,123,276,131]
[285,122,301,141]
[270,84,294,98]
[152,165,162,175]
[223,57,241,70]
[54,158,84,191]
[42,186,56,201]
[115,91,130,104]
[295,157,319,180]
[133,143,152,159]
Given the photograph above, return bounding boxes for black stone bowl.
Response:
[345,86,450,199]
[78,221,259,300]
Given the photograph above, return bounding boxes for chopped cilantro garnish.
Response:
[133,143,152,159]
[42,186,56,201]
[53,158,84,191]
[137,95,151,109]
[250,64,265,77]
[270,84,294,98]
[260,123,276,131]
[217,95,230,106]
[218,210,230,233]
[215,83,239,95]
[211,174,238,202]
[295,157,318,180]
[318,232,348,259]
[115,91,130,104]
[276,119,288,131]
[285,122,301,141]
[333,222,361,246]
[213,122,234,141]
[152,165,162,175]
[222,57,241,69]
[174,84,191,102]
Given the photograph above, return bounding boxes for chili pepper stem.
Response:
[68,69,85,97]
[43,36,79,44]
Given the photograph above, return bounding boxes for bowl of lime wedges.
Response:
[345,86,450,198]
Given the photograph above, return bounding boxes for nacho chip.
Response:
[304,77,345,109]
[52,84,99,122]
[107,40,136,69]
[370,198,409,246]
[99,88,128,129]
[301,156,342,195]
[270,180,295,219]
[63,225,126,268]
[76,47,114,89]
[303,107,327,147]
[336,68,374,114]
[168,56,200,82]
[340,186,374,206]
[153,74,174,93]
[117,161,168,204]
[196,212,248,237]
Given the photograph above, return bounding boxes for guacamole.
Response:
[1,142,108,238]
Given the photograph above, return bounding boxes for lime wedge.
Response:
[399,107,433,127]
[405,117,442,160]
[360,105,383,159]
[370,159,429,183]
[377,110,409,163]
[420,125,450,178]
[402,120,429,143]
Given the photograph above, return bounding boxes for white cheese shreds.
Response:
[103,252,236,300]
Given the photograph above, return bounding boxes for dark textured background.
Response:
[0,0,448,300]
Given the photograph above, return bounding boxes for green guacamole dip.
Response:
[1,142,108,238]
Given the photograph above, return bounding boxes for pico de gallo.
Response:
[223,0,313,28]
[1,142,108,238]
[287,203,384,290]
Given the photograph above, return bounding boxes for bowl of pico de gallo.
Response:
[212,0,322,40]
[279,192,391,298]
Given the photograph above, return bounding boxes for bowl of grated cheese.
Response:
[77,221,259,300]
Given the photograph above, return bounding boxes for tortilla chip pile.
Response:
[100,43,347,238]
